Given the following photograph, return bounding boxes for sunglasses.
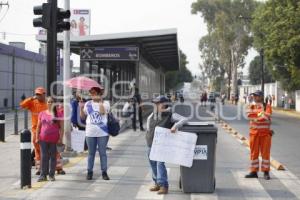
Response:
[47,101,54,104]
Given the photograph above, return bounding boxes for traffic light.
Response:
[33,3,51,29]
[56,8,71,32]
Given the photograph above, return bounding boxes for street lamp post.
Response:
[260,48,265,96]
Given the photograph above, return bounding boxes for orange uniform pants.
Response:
[249,132,272,172]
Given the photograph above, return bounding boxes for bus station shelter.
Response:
[37,28,180,101]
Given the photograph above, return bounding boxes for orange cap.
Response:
[35,87,46,95]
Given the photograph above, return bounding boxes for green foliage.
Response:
[248,56,273,85]
[165,50,193,91]
[252,0,300,91]
[192,0,259,93]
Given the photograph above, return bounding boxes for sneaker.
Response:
[157,186,168,195]
[149,184,160,192]
[57,169,66,175]
[102,172,110,180]
[245,172,258,178]
[264,172,271,180]
[49,175,55,181]
[86,171,93,180]
[37,175,47,182]
[35,171,41,176]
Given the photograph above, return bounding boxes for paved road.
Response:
[1,100,300,199]
[216,102,300,180]
[2,110,31,137]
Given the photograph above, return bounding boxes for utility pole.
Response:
[260,48,265,96]
[63,0,72,151]
[47,0,58,96]
[33,0,70,96]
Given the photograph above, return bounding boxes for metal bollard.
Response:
[20,129,31,189]
[24,110,28,130]
[0,113,5,142]
[14,110,18,135]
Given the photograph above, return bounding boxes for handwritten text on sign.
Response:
[194,145,208,160]
[149,127,197,168]
[71,129,86,153]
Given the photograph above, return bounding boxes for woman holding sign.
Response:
[146,96,188,195]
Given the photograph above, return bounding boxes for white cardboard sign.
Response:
[71,128,86,153]
[149,127,197,167]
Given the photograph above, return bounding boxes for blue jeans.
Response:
[39,141,57,177]
[86,136,109,173]
[147,148,168,188]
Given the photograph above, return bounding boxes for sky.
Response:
[0,0,255,76]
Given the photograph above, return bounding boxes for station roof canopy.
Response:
[37,28,180,71]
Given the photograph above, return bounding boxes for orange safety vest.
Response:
[247,103,271,136]
[20,98,48,134]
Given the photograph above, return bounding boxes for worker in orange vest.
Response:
[245,90,272,180]
[20,87,47,175]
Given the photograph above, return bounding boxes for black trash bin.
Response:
[178,121,217,193]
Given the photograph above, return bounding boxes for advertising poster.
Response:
[38,9,91,37]
[70,9,91,37]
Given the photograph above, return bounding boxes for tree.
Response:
[191,0,259,95]
[165,50,193,91]
[248,56,273,85]
[252,0,300,91]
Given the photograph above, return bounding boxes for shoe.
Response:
[37,175,47,182]
[157,186,168,195]
[86,171,93,180]
[140,127,145,131]
[102,172,110,180]
[149,184,160,192]
[49,175,55,181]
[106,147,112,151]
[245,172,258,178]
[35,171,41,176]
[264,172,271,180]
[57,169,66,175]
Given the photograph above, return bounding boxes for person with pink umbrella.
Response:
[79,87,110,181]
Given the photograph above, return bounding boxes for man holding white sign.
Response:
[146,96,188,195]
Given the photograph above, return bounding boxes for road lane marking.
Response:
[135,168,170,200]
[272,168,300,199]
[191,193,218,200]
[232,171,272,200]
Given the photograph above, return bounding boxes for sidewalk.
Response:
[1,123,300,199]
[273,107,300,118]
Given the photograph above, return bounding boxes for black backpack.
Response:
[107,112,120,136]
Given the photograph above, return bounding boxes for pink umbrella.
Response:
[66,76,103,90]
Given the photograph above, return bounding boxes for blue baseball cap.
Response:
[250,90,263,96]
[152,95,169,104]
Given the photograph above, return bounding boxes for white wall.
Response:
[296,90,300,112]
